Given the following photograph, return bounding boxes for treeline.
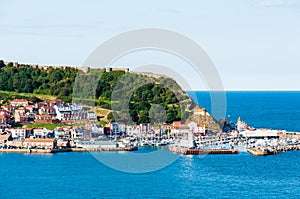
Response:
[0,61,77,102]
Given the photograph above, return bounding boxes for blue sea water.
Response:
[189,91,300,132]
[1,91,300,198]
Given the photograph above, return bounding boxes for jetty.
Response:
[169,146,239,155]
[276,144,300,152]
[70,146,138,152]
[247,144,300,156]
[247,147,278,156]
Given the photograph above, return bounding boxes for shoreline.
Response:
[0,146,138,154]
[2,144,299,155]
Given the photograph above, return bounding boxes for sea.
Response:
[1,91,299,198]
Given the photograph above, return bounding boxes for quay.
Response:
[71,146,138,152]
[169,146,239,155]
[0,148,55,153]
[0,146,138,154]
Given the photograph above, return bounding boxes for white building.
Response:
[111,122,120,134]
[239,129,279,138]
[192,125,206,135]
[10,128,26,139]
[33,128,49,138]
[90,124,104,134]
[126,126,141,136]
[54,103,87,121]
[70,128,83,140]
[87,112,97,120]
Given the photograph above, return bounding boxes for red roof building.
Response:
[10,99,29,107]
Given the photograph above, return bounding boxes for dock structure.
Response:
[0,146,138,154]
[71,146,138,152]
[247,144,300,156]
[246,148,275,156]
[275,144,300,152]
[169,145,239,155]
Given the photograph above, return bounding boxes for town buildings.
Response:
[0,98,209,150]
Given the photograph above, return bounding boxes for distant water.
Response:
[1,91,300,198]
[188,91,300,132]
[1,151,299,198]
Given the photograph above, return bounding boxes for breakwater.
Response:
[276,144,300,151]
[247,144,300,156]
[169,146,239,155]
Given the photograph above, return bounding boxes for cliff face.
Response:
[187,106,222,134]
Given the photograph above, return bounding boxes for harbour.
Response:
[1,119,300,156]
[1,91,300,198]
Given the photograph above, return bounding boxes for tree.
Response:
[129,109,139,123]
[166,106,179,124]
[7,62,13,67]
[138,110,150,124]
[107,111,120,122]
[152,95,162,104]
[0,60,5,69]
[149,104,166,125]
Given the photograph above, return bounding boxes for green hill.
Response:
[0,60,222,131]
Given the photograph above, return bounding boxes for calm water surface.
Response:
[1,151,299,198]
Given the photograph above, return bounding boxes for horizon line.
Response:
[186,89,300,92]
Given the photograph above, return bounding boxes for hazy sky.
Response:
[1,0,300,90]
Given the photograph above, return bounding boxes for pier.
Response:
[276,144,300,152]
[247,144,300,156]
[169,146,239,155]
[247,147,278,156]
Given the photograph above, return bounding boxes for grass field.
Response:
[23,123,87,130]
[25,123,66,130]
[0,90,56,101]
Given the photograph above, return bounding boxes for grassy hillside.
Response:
[0,60,221,130]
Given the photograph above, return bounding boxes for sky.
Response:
[0,0,300,90]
